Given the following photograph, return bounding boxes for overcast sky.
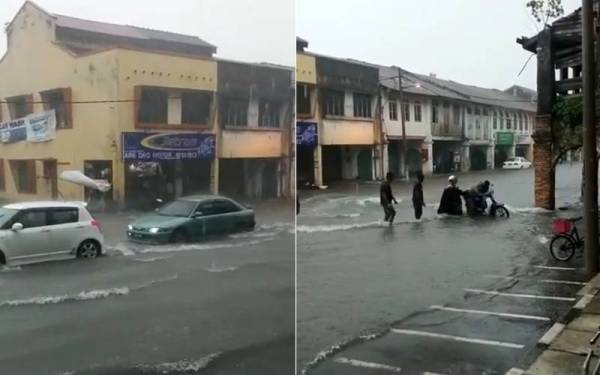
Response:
[297,0,581,91]
[0,0,295,66]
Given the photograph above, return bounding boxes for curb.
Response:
[536,279,600,349]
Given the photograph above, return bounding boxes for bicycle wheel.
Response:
[549,234,576,261]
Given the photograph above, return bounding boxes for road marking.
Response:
[538,323,565,345]
[390,328,524,349]
[423,372,447,375]
[464,288,576,301]
[533,265,577,271]
[505,369,525,375]
[574,294,595,309]
[334,357,402,372]
[430,305,550,321]
[483,274,587,286]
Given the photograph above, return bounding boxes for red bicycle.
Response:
[549,217,584,261]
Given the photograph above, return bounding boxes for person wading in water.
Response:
[412,172,426,220]
[380,172,399,224]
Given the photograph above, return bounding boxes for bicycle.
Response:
[549,216,584,261]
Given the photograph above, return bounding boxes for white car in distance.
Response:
[502,157,532,170]
[0,201,103,266]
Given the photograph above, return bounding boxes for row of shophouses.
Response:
[296,38,537,186]
[0,2,294,209]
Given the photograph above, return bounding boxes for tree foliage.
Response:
[552,95,583,160]
[527,0,565,24]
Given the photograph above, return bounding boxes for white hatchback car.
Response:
[0,201,104,266]
[502,157,532,170]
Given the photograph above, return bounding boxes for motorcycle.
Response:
[465,189,510,218]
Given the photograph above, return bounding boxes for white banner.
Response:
[26,110,56,142]
[0,110,56,144]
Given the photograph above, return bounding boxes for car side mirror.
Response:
[11,222,23,232]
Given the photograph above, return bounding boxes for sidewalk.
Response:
[525,273,600,374]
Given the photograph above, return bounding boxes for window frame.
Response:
[296,83,312,116]
[222,97,250,128]
[10,160,37,194]
[136,86,168,126]
[388,100,398,121]
[258,99,281,128]
[414,101,422,122]
[0,159,5,192]
[40,88,72,129]
[402,101,410,122]
[181,90,213,126]
[352,93,372,118]
[6,94,33,120]
[323,89,345,117]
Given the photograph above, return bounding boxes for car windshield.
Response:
[506,158,517,162]
[0,208,18,228]
[157,200,197,217]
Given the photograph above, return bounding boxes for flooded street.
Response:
[298,164,586,374]
[0,202,294,375]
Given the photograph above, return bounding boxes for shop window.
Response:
[40,88,72,129]
[323,89,344,116]
[414,102,422,122]
[181,91,212,125]
[10,160,36,194]
[0,159,5,191]
[389,101,398,121]
[297,84,312,115]
[137,87,168,124]
[7,95,33,119]
[353,93,372,118]
[259,100,281,128]
[223,98,249,127]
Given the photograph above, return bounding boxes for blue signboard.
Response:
[297,121,318,147]
[122,132,215,161]
[0,118,27,144]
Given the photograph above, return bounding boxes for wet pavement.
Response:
[298,163,587,374]
[0,200,294,375]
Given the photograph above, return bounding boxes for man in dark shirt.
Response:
[412,172,425,220]
[380,172,398,223]
[437,175,464,216]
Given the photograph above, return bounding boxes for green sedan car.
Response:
[127,195,255,243]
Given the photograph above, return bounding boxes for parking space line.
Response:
[505,368,525,375]
[483,274,587,286]
[423,372,448,375]
[464,288,576,301]
[333,357,402,372]
[430,305,550,321]
[390,328,524,349]
[533,265,578,271]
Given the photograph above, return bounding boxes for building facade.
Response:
[0,2,293,208]
[296,39,536,185]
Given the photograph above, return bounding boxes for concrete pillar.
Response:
[382,143,389,177]
[256,160,265,199]
[487,145,495,170]
[533,115,555,210]
[423,141,433,175]
[461,143,470,172]
[211,158,219,194]
[175,160,183,198]
[314,145,323,187]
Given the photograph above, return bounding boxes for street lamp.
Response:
[379,69,422,181]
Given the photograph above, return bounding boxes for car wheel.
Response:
[170,229,188,243]
[77,240,101,259]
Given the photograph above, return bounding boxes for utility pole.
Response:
[397,67,409,181]
[582,0,598,278]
